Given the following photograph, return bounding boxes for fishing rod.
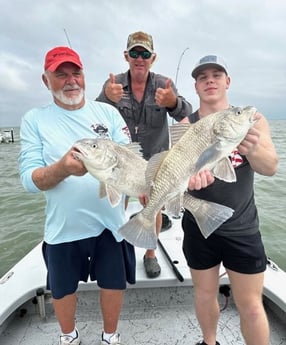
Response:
[63,28,72,48]
[157,238,184,282]
[172,47,189,125]
[174,47,190,87]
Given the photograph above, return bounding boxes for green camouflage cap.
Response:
[126,31,154,53]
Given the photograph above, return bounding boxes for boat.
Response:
[0,201,285,344]
[0,129,14,143]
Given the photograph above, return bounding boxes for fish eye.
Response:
[92,144,97,148]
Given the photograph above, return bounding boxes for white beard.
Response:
[46,77,84,106]
[51,87,84,106]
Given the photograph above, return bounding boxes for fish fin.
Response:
[119,213,158,249]
[125,142,144,157]
[99,182,107,198]
[145,151,169,186]
[194,141,225,173]
[183,193,234,238]
[105,185,122,207]
[169,123,191,146]
[165,193,183,217]
[212,158,237,182]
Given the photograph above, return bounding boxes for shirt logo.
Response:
[91,124,109,138]
[122,125,131,141]
[230,149,243,167]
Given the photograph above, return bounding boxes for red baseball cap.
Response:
[44,46,83,72]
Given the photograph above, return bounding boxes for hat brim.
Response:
[46,58,83,72]
[192,63,227,79]
[127,43,153,53]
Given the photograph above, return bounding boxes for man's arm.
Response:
[187,170,215,191]
[31,148,87,191]
[238,113,278,176]
[96,73,123,105]
[155,76,193,122]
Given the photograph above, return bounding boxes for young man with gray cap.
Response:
[97,31,193,279]
[181,55,278,345]
[19,46,136,345]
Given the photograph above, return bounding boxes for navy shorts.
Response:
[42,229,136,299]
[182,214,267,274]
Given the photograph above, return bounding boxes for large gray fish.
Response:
[118,106,258,249]
[72,138,148,207]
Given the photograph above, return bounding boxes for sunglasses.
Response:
[128,50,152,59]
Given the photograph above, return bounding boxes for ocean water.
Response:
[0,122,285,277]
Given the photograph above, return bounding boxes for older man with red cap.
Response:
[19,46,136,345]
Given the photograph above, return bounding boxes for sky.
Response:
[1,0,286,127]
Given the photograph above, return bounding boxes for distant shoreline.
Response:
[1,118,285,129]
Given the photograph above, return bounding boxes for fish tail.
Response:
[195,203,234,238]
[119,213,157,249]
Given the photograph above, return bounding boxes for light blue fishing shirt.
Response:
[18,100,131,244]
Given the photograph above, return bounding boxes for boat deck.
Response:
[1,203,286,345]
[2,285,286,345]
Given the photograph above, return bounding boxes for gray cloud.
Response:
[1,0,286,127]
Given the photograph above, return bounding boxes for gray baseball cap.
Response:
[192,55,228,79]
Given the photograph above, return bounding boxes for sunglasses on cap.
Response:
[128,50,152,59]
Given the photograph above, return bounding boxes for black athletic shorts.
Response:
[182,214,267,274]
[42,229,136,299]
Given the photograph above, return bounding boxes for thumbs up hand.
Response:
[155,79,177,109]
[104,73,124,103]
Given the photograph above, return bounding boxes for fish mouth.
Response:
[249,107,258,124]
[72,145,87,160]
[235,106,258,124]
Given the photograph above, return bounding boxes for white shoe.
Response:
[101,332,123,344]
[59,328,81,344]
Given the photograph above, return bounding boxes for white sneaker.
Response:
[101,332,123,344]
[59,328,81,344]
